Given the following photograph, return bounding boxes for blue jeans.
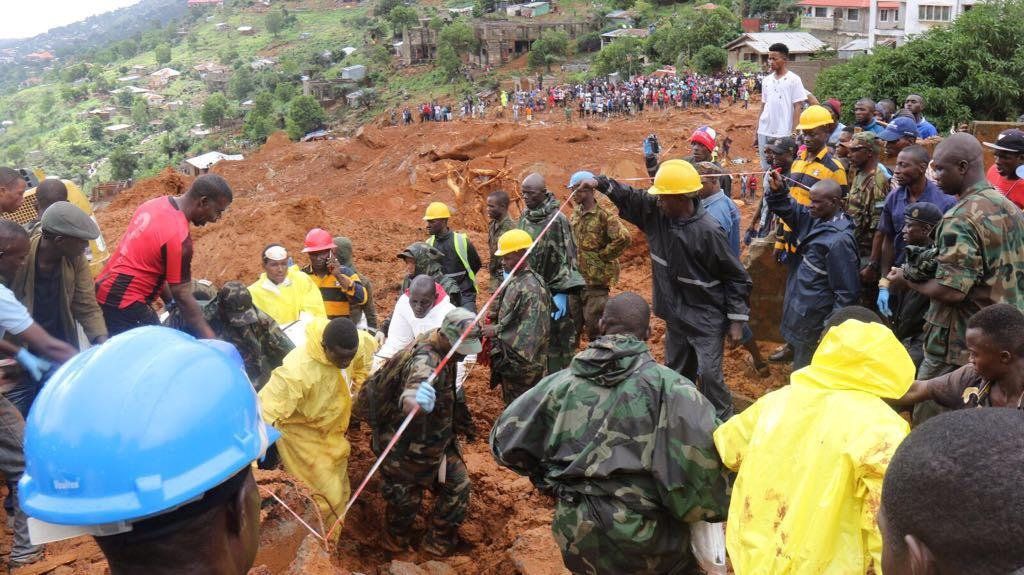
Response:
[757,132,771,171]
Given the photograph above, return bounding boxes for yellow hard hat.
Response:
[423,201,452,220]
[797,105,834,131]
[495,229,533,256]
[648,159,702,195]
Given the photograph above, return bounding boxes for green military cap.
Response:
[441,308,482,355]
[40,201,100,240]
[218,281,259,327]
[840,131,881,154]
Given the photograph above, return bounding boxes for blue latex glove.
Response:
[415,381,436,413]
[877,287,892,318]
[551,293,568,320]
[16,348,52,382]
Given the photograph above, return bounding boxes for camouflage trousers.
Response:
[579,286,609,342]
[548,293,583,373]
[381,445,471,554]
[492,365,546,405]
[551,494,699,575]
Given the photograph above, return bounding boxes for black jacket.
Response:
[597,176,751,335]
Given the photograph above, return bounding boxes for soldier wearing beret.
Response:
[891,202,944,369]
[12,201,107,349]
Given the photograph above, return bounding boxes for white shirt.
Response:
[0,284,33,339]
[376,293,456,360]
[757,70,807,138]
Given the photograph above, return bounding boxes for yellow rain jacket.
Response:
[248,266,326,326]
[714,320,914,574]
[259,318,373,537]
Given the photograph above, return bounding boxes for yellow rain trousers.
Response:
[259,318,372,538]
[714,320,914,575]
[248,266,326,326]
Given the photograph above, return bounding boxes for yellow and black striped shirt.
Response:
[774,147,849,254]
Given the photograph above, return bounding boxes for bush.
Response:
[201,93,229,126]
[286,94,326,139]
[575,32,602,53]
[814,0,1024,130]
[527,30,570,72]
[692,45,728,74]
[593,38,645,77]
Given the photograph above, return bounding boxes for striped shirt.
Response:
[301,266,367,319]
[774,147,849,255]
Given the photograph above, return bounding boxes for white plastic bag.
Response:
[690,521,727,575]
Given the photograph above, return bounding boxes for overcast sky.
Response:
[4,0,142,40]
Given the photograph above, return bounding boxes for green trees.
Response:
[155,44,172,65]
[201,93,229,127]
[647,6,741,65]
[230,66,254,101]
[286,95,326,139]
[815,0,1024,130]
[692,45,728,73]
[593,38,645,77]
[387,6,419,33]
[244,91,278,144]
[109,146,138,181]
[527,30,570,72]
[436,21,478,79]
[131,98,150,126]
[266,10,286,37]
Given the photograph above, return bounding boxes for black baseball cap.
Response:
[983,129,1024,154]
[766,136,797,155]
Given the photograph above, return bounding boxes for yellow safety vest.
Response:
[427,232,477,290]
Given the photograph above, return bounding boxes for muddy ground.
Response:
[6,102,792,574]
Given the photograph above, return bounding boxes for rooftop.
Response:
[724,32,828,53]
[184,151,243,170]
[601,28,651,38]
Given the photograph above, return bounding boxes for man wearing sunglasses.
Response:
[840,132,891,311]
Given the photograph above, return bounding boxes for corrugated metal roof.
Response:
[601,28,651,38]
[724,32,828,54]
[185,152,243,170]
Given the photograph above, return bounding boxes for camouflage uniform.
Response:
[334,237,379,329]
[400,242,462,307]
[203,282,295,390]
[490,334,730,575]
[356,329,472,555]
[844,164,889,308]
[487,215,516,291]
[518,193,586,372]
[488,268,550,404]
[921,182,1024,382]
[571,201,632,341]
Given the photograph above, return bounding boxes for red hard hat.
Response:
[690,130,716,152]
[302,228,334,253]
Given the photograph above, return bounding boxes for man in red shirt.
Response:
[983,129,1024,208]
[96,174,233,337]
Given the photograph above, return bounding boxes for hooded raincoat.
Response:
[491,334,730,574]
[713,320,914,574]
[259,318,352,536]
[248,265,326,326]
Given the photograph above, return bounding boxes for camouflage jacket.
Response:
[570,201,632,287]
[924,183,1024,366]
[203,302,294,389]
[400,242,462,306]
[491,334,730,539]
[844,166,889,257]
[489,268,550,373]
[518,193,585,293]
[487,215,516,286]
[358,330,461,482]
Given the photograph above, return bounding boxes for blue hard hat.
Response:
[567,170,595,189]
[19,326,279,529]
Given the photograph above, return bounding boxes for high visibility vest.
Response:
[427,232,477,290]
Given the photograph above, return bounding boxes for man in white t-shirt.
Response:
[756,43,808,170]
[375,274,456,365]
